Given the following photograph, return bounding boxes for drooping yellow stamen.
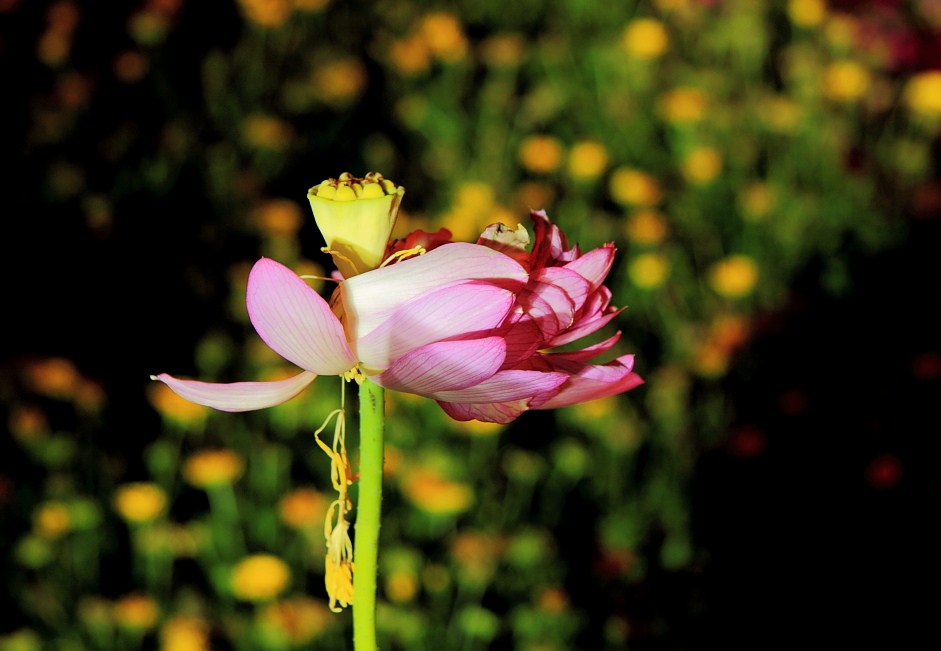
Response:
[313,382,356,612]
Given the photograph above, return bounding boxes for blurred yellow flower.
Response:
[571,394,619,421]
[609,167,663,206]
[254,198,303,237]
[537,587,570,613]
[114,50,149,83]
[231,554,291,602]
[312,58,367,107]
[385,569,419,603]
[824,12,858,51]
[114,483,167,524]
[761,95,803,133]
[625,210,669,245]
[657,87,708,123]
[161,616,209,651]
[113,594,160,631]
[9,405,49,441]
[904,70,941,117]
[278,487,328,531]
[450,531,503,585]
[823,60,871,102]
[183,450,245,488]
[388,34,431,75]
[628,252,670,289]
[567,140,609,180]
[38,30,71,66]
[480,33,526,68]
[448,418,505,437]
[788,0,827,28]
[681,146,723,184]
[242,114,293,150]
[419,12,468,62]
[709,255,760,298]
[238,0,292,28]
[148,382,208,426]
[400,468,474,516]
[513,181,556,213]
[692,339,731,377]
[34,502,71,539]
[621,18,669,60]
[739,182,775,221]
[259,597,332,644]
[23,357,80,399]
[518,135,564,174]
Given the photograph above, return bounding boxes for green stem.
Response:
[354,378,385,651]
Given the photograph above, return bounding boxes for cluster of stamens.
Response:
[310,172,398,202]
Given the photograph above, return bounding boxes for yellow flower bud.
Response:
[307,172,404,278]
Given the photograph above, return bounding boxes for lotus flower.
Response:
[433,210,644,423]
[153,192,641,422]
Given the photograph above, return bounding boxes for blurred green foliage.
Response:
[2,0,941,648]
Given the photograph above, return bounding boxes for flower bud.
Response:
[307,172,404,278]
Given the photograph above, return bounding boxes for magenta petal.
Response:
[341,243,528,341]
[532,266,591,313]
[437,399,531,424]
[535,354,644,410]
[247,258,356,375]
[372,337,506,395]
[564,244,615,292]
[430,369,568,404]
[152,371,316,412]
[355,282,514,371]
[543,332,622,363]
[549,308,623,347]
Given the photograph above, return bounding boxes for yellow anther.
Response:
[380,245,426,268]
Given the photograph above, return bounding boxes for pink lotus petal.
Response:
[430,369,568,404]
[372,337,506,394]
[549,307,623,347]
[543,332,622,363]
[534,266,591,312]
[497,316,543,368]
[247,258,356,375]
[437,399,531,424]
[564,244,615,292]
[535,354,644,410]
[152,371,316,412]
[355,282,514,370]
[341,243,528,341]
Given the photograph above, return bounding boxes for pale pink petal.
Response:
[543,332,622,363]
[549,308,623,347]
[341,243,528,341]
[535,354,644,410]
[372,337,505,395]
[430,369,568,404]
[437,399,531,424]
[355,282,514,370]
[564,244,615,292]
[151,371,316,412]
[247,258,356,375]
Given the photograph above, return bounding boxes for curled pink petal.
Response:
[543,332,622,363]
[341,243,528,340]
[535,354,644,410]
[372,337,506,395]
[549,307,623,347]
[437,399,531,424]
[151,371,316,412]
[247,258,356,376]
[564,244,615,292]
[430,369,568,404]
[355,282,514,371]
